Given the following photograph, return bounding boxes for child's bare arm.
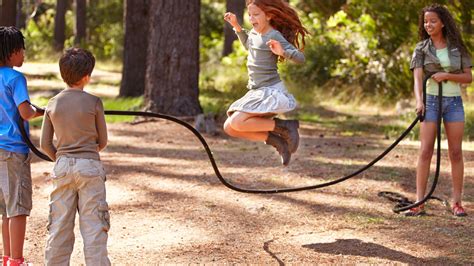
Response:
[224,12,242,32]
[18,101,43,120]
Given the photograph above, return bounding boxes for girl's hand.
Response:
[266,39,284,56]
[415,101,425,116]
[224,12,239,28]
[431,72,449,83]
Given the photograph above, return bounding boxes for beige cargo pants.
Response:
[45,156,111,266]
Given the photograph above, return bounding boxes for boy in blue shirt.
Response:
[0,26,43,266]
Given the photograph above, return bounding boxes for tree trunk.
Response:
[119,0,149,97]
[145,0,202,116]
[223,0,245,56]
[54,0,68,51]
[74,0,86,45]
[0,0,17,26]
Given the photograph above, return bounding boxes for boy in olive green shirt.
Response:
[40,48,110,265]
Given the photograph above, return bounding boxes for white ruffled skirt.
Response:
[227,81,297,116]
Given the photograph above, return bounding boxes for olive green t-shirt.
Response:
[427,48,461,96]
[40,89,108,161]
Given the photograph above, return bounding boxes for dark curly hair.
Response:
[0,26,25,64]
[418,4,470,57]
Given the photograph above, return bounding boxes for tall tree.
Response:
[54,0,68,51]
[0,0,17,26]
[119,0,149,97]
[223,0,245,56]
[74,0,86,45]
[145,0,202,116]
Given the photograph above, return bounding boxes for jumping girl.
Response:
[407,4,472,216]
[223,0,308,166]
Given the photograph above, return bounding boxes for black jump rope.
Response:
[19,74,446,213]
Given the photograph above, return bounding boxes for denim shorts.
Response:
[424,95,464,123]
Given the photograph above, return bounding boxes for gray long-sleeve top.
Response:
[236,28,305,90]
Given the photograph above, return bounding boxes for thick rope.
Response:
[18,76,442,212]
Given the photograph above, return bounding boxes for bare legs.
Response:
[223,111,275,141]
[415,122,437,202]
[2,215,27,259]
[415,121,465,205]
[444,122,464,205]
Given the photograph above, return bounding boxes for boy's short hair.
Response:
[0,26,25,64]
[59,48,95,87]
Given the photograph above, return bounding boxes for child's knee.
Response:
[227,114,247,131]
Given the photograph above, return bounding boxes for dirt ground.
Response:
[15,117,474,264]
[3,63,473,264]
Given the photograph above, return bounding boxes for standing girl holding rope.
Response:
[223,0,308,166]
[407,4,472,216]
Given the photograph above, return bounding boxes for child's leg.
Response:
[0,151,32,260]
[9,216,26,259]
[444,122,465,205]
[223,112,274,141]
[415,122,437,202]
[227,111,275,132]
[76,159,110,266]
[224,119,269,141]
[2,216,10,257]
[45,158,77,266]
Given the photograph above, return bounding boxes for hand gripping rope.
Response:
[19,75,443,213]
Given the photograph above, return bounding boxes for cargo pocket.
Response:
[18,177,33,210]
[98,201,110,232]
[0,151,12,162]
[76,159,105,178]
[52,158,68,179]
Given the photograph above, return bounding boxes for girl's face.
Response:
[424,11,444,37]
[248,4,271,34]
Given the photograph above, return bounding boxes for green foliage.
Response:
[23,0,123,61]
[30,96,143,125]
[85,0,123,60]
[103,97,143,123]
[465,105,474,141]
[23,4,56,61]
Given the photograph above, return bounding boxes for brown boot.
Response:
[265,132,291,166]
[273,118,299,153]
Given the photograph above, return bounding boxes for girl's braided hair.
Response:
[418,4,470,57]
[246,0,309,57]
[0,26,25,64]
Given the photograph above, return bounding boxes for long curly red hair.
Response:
[246,0,309,51]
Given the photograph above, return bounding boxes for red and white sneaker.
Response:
[7,258,32,266]
[3,256,9,266]
[452,202,467,217]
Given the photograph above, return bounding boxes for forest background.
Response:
[0,0,473,139]
[1,1,474,263]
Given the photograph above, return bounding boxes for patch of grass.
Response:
[199,92,232,115]
[103,97,143,123]
[296,112,322,123]
[28,97,143,126]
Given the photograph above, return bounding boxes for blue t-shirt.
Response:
[0,66,30,154]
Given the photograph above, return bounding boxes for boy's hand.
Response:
[266,39,284,56]
[31,103,45,116]
[224,12,241,32]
